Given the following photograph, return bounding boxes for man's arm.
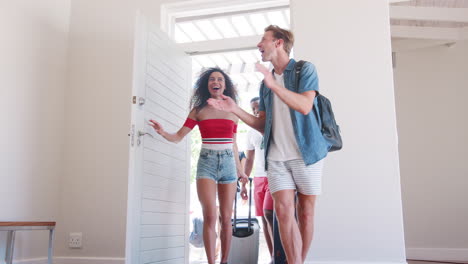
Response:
[232,108,266,133]
[271,87,316,115]
[233,134,248,184]
[244,149,255,177]
[240,149,255,200]
[256,63,316,115]
[207,95,266,133]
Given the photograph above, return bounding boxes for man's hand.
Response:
[207,95,238,113]
[240,185,248,200]
[238,171,249,184]
[256,63,276,89]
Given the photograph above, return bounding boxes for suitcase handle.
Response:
[233,177,253,234]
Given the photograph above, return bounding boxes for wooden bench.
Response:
[0,222,56,264]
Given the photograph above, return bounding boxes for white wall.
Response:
[291,0,406,263]
[0,0,71,262]
[394,41,468,262]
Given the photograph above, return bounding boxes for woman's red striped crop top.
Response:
[183,118,237,144]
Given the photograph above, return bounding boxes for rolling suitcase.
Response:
[227,178,260,264]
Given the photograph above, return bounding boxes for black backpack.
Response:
[295,60,343,152]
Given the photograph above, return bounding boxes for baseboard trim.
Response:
[406,248,468,262]
[304,260,408,264]
[55,257,125,264]
[15,258,48,264]
[14,258,410,264]
[14,257,125,264]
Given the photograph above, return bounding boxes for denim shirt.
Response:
[259,59,330,169]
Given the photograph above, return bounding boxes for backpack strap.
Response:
[294,60,322,127]
[294,60,306,92]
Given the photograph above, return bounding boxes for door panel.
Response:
[126,13,191,264]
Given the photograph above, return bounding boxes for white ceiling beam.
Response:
[391,26,460,40]
[192,22,210,41]
[179,35,262,55]
[391,39,456,52]
[209,20,224,39]
[176,5,289,23]
[245,15,256,34]
[182,26,466,54]
[390,6,468,23]
[228,17,242,37]
[263,12,273,26]
[163,0,288,18]
[175,24,193,42]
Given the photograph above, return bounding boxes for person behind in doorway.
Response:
[207,25,330,264]
[240,96,274,261]
[149,67,248,264]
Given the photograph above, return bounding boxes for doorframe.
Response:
[125,11,147,264]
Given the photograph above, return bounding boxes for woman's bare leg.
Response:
[217,182,237,263]
[197,179,217,264]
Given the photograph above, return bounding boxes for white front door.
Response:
[126,13,192,264]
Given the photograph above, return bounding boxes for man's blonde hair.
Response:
[264,25,294,55]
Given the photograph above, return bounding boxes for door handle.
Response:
[137,131,153,146]
[138,131,154,138]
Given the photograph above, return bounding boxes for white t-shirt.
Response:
[268,72,302,161]
[246,129,267,177]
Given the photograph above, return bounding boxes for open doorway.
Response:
[162,1,290,263]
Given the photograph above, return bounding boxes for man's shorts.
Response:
[267,158,324,195]
[253,177,274,216]
[196,148,237,184]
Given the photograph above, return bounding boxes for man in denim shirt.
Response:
[208,25,329,264]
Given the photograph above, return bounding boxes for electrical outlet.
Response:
[69,232,82,248]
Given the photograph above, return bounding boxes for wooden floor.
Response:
[190,257,466,264]
[190,241,467,264]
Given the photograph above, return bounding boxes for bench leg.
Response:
[48,228,55,264]
[5,230,16,264]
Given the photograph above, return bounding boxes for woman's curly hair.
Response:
[190,67,238,112]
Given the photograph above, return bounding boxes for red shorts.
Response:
[254,177,274,216]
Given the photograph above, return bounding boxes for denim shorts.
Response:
[196,148,237,184]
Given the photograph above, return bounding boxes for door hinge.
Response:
[132,96,145,105]
[129,124,135,147]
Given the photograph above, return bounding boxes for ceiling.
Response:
[170,0,468,101]
[390,0,468,51]
[174,6,289,43]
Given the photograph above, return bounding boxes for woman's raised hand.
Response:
[149,119,165,135]
[207,95,237,113]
